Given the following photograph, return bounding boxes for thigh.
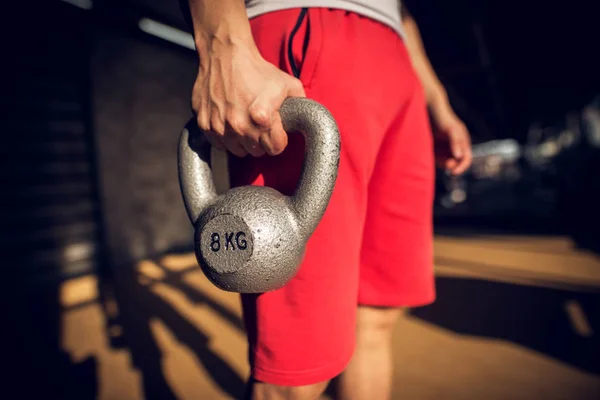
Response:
[359,49,436,308]
[230,8,412,386]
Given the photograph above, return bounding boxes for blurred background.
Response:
[2,0,599,399]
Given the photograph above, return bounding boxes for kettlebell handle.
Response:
[178,97,341,240]
[178,119,217,224]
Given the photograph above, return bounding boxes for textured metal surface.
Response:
[178,97,340,293]
[194,186,305,293]
[279,98,341,239]
[198,213,254,275]
[178,119,218,223]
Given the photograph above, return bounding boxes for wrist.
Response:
[194,28,259,71]
[427,84,449,109]
[428,88,459,129]
[189,1,256,58]
[195,29,256,56]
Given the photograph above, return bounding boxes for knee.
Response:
[249,379,329,400]
[356,306,401,343]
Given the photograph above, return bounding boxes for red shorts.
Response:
[230,8,436,386]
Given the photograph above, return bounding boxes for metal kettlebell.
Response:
[178,97,341,293]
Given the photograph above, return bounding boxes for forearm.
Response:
[183,0,256,60]
[401,7,448,107]
[400,5,472,174]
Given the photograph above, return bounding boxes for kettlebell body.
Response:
[194,186,305,293]
[179,97,340,293]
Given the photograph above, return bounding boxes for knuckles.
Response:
[249,104,272,127]
[225,111,249,135]
[192,92,289,157]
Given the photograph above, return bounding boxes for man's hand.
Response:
[430,98,473,175]
[192,40,305,157]
[185,0,304,158]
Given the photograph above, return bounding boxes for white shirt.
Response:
[245,0,405,39]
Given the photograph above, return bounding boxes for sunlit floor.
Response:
[56,235,600,399]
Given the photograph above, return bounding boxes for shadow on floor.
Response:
[2,282,99,399]
[5,250,599,399]
[100,256,247,400]
[408,276,600,375]
[2,252,249,400]
[571,233,600,256]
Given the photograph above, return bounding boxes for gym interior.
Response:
[3,0,599,398]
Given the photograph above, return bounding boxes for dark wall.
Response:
[485,0,599,130]
[2,2,104,285]
[2,0,199,280]
[7,0,598,274]
[92,27,197,268]
[405,0,600,142]
[3,4,105,397]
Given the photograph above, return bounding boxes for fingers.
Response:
[452,144,472,175]
[444,158,458,171]
[248,104,287,156]
[191,72,304,157]
[193,96,226,151]
[447,125,472,176]
[263,112,288,156]
[218,113,248,158]
[197,103,273,158]
[450,134,464,160]
[224,111,265,157]
[204,130,227,151]
[248,82,295,156]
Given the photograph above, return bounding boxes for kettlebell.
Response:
[178,97,341,293]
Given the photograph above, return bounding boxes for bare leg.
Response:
[336,306,401,400]
[247,379,330,400]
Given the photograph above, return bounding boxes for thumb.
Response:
[286,77,306,98]
[451,141,463,159]
[263,112,288,156]
[448,129,464,159]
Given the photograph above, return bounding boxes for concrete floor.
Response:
[10,234,600,399]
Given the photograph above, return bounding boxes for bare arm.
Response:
[401,4,473,175]
[183,0,305,157]
[186,0,254,51]
[401,5,447,107]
